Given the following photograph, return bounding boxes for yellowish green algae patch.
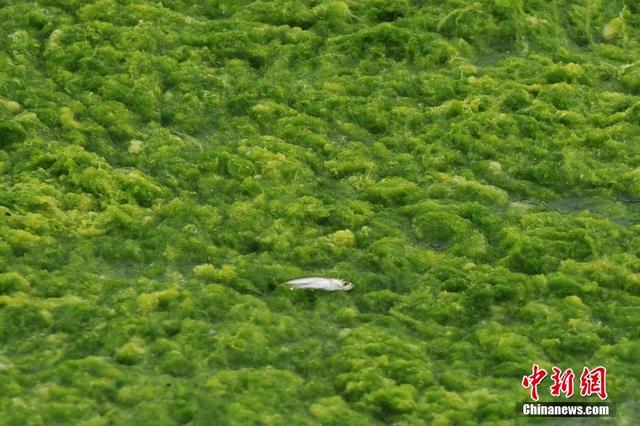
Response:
[1,0,640,424]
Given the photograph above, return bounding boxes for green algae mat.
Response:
[1,0,640,424]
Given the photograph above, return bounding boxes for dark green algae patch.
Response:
[1,0,640,424]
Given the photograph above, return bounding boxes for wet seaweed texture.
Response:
[1,0,640,424]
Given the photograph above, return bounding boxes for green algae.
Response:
[1,0,640,424]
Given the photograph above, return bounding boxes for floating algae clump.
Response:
[1,0,640,423]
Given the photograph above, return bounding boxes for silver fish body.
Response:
[285,277,353,291]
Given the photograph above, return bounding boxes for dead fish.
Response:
[285,277,353,291]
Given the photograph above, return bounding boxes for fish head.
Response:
[340,280,353,291]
